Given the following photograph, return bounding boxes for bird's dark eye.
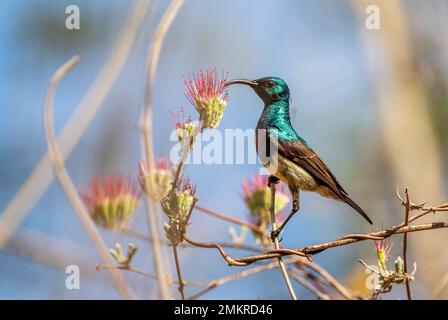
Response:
[266,81,275,88]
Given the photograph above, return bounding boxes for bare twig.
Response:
[140,0,185,164]
[299,257,358,300]
[269,182,297,300]
[188,257,300,300]
[403,188,412,300]
[0,0,151,249]
[195,205,269,237]
[287,269,331,300]
[172,245,185,300]
[122,228,262,253]
[96,263,207,287]
[399,201,448,226]
[188,222,448,266]
[261,222,448,260]
[43,56,134,299]
[99,255,328,300]
[185,235,350,299]
[184,235,248,267]
[139,0,185,300]
[122,227,338,299]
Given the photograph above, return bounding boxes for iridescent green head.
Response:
[225,77,290,104]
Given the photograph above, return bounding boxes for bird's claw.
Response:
[267,175,280,187]
[271,229,281,242]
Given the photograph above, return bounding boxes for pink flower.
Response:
[80,176,139,230]
[184,68,228,104]
[241,174,290,246]
[170,108,196,147]
[176,176,197,197]
[161,176,197,246]
[184,68,229,128]
[138,157,173,201]
[242,174,289,205]
[375,238,392,273]
[375,239,392,260]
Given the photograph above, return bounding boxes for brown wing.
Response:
[276,139,348,199]
[269,130,372,224]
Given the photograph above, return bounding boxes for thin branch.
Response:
[301,221,448,254]
[99,255,327,300]
[187,222,448,266]
[287,269,331,300]
[269,182,297,300]
[139,0,185,300]
[184,235,248,267]
[123,228,339,299]
[43,56,134,299]
[121,228,262,253]
[96,263,207,287]
[0,0,151,249]
[143,202,171,299]
[188,257,307,300]
[403,188,412,300]
[172,245,185,300]
[401,203,448,226]
[140,0,185,164]
[191,207,353,299]
[195,205,269,237]
[358,259,379,274]
[298,257,359,300]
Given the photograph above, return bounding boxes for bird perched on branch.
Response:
[225,77,372,240]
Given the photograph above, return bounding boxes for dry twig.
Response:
[139,0,185,300]
[43,56,134,299]
[269,182,297,300]
[401,188,413,300]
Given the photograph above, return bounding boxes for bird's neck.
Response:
[259,100,291,128]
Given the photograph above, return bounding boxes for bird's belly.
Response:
[265,155,317,191]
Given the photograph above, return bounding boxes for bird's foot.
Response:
[271,229,282,242]
[267,175,280,187]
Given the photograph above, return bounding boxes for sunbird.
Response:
[225,77,373,239]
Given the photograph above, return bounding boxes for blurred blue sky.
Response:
[0,0,437,299]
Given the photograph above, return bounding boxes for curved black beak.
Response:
[224,79,258,88]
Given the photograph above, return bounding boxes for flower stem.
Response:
[172,245,185,300]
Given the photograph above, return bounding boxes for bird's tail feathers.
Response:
[343,196,372,225]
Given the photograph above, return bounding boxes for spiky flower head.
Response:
[171,108,196,149]
[138,157,174,201]
[375,239,392,274]
[242,174,289,246]
[80,176,139,231]
[161,176,196,220]
[161,176,197,246]
[184,68,228,129]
